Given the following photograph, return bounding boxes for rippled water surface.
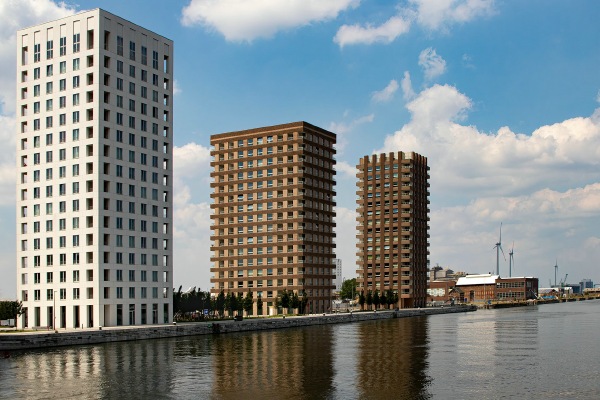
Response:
[1,301,599,399]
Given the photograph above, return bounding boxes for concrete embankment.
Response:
[0,306,475,351]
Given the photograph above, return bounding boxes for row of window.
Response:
[215,256,334,267]
[21,251,166,268]
[24,33,84,65]
[111,34,166,72]
[215,132,333,150]
[23,287,166,302]
[21,57,84,82]
[22,75,89,102]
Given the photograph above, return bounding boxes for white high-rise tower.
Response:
[16,9,174,328]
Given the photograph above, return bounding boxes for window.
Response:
[117,36,123,56]
[152,51,158,69]
[129,41,136,60]
[46,40,53,59]
[73,57,80,71]
[73,33,80,53]
[60,37,66,56]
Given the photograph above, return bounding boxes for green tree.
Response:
[256,295,263,316]
[173,286,183,316]
[340,278,357,300]
[373,290,380,310]
[379,291,387,309]
[291,292,300,313]
[237,293,244,314]
[243,292,253,316]
[0,301,23,326]
[280,289,290,312]
[386,290,395,309]
[300,290,308,314]
[216,290,226,318]
[359,290,366,310]
[366,290,373,310]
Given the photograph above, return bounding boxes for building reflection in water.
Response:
[356,316,431,399]
[211,325,334,399]
[7,340,177,399]
[4,318,429,399]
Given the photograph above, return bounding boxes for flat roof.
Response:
[211,121,336,141]
[456,274,499,286]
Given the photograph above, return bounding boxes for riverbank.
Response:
[0,306,475,351]
[477,295,600,309]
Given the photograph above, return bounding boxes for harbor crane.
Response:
[560,274,568,288]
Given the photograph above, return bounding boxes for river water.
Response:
[1,301,599,399]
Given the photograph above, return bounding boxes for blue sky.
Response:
[1,0,599,297]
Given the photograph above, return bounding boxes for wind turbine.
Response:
[554,260,558,287]
[509,242,514,278]
[493,223,506,276]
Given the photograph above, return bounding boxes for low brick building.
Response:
[456,274,538,303]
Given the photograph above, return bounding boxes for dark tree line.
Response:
[358,290,399,310]
[173,288,311,321]
[173,286,213,321]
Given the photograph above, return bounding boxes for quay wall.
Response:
[0,306,475,351]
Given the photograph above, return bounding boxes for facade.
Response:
[16,9,174,328]
[210,122,336,315]
[356,152,430,308]
[427,280,457,304]
[456,274,539,303]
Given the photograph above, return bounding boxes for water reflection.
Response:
[356,316,431,399]
[210,325,334,399]
[3,303,599,399]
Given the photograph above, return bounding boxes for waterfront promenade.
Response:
[0,306,475,351]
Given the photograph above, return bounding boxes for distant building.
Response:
[355,152,430,308]
[334,259,342,292]
[429,266,462,281]
[580,279,594,292]
[454,274,539,303]
[209,122,337,315]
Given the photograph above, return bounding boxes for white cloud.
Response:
[371,79,399,103]
[174,142,212,179]
[430,183,600,280]
[181,0,359,42]
[328,113,374,151]
[334,15,412,47]
[462,53,475,69]
[0,0,76,115]
[336,161,358,178]
[401,71,416,101]
[418,47,447,80]
[377,82,600,283]
[409,0,496,32]
[172,142,213,291]
[173,80,182,96]
[335,0,496,47]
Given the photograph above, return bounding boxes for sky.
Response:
[0,0,599,298]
